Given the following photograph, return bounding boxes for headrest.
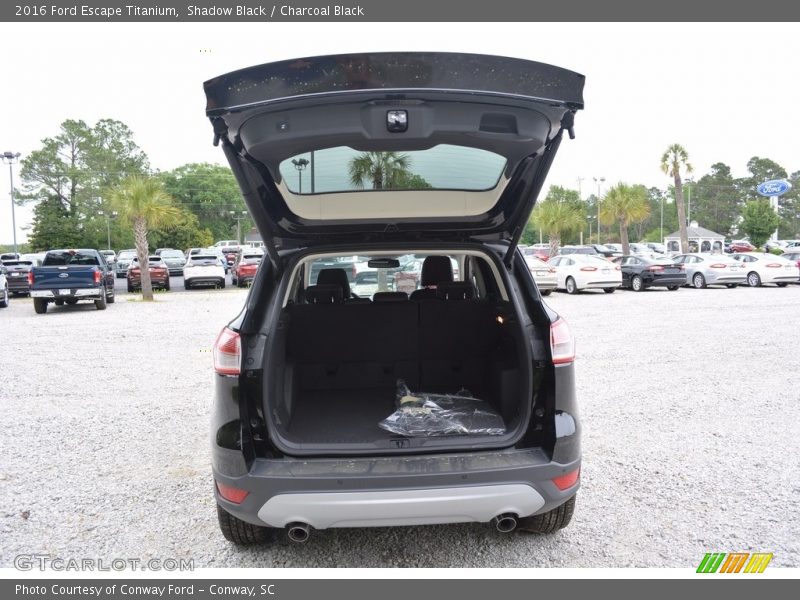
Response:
[420,256,454,287]
[436,281,476,300]
[373,291,409,302]
[304,284,343,304]
[317,268,351,298]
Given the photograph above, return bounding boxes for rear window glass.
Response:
[242,255,263,263]
[191,256,219,264]
[2,261,32,266]
[161,250,184,258]
[43,251,99,266]
[279,145,507,194]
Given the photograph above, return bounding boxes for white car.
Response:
[548,253,622,294]
[183,254,227,290]
[672,253,747,288]
[524,255,557,296]
[731,252,800,287]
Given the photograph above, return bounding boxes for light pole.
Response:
[292,158,309,194]
[98,210,118,250]
[660,193,664,243]
[2,151,21,257]
[593,176,605,243]
[685,176,694,226]
[229,210,248,244]
[576,176,584,199]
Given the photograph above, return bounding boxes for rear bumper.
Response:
[7,278,29,292]
[30,288,101,299]
[186,277,225,286]
[214,447,580,529]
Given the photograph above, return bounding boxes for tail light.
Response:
[765,263,782,268]
[647,265,664,272]
[709,263,727,269]
[579,266,597,272]
[552,468,580,491]
[550,318,575,365]
[214,327,241,375]
[27,271,34,286]
[215,481,249,504]
[93,269,102,284]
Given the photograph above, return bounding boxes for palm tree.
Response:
[109,175,181,301]
[531,198,586,257]
[348,152,411,190]
[599,184,651,255]
[660,144,693,253]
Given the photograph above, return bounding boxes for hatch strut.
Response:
[214,121,282,276]
[502,116,572,268]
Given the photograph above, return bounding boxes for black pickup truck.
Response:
[28,249,115,313]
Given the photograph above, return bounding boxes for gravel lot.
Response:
[1,284,799,568]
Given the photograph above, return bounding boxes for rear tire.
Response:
[127,282,134,293]
[517,495,576,534]
[667,285,679,291]
[603,287,616,294]
[0,286,8,308]
[165,279,171,291]
[219,280,226,289]
[106,288,115,303]
[33,298,48,314]
[95,292,107,310]
[692,273,706,289]
[631,275,644,291]
[747,271,761,287]
[725,284,738,289]
[565,277,578,295]
[777,282,788,287]
[216,504,279,546]
[540,289,552,296]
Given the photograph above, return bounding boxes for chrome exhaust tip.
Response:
[286,522,311,543]
[493,513,518,533]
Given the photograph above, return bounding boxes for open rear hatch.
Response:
[204,52,584,268]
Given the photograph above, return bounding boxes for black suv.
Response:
[206,53,582,545]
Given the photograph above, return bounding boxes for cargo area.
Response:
[265,288,534,453]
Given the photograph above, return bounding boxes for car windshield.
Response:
[191,256,219,265]
[43,251,99,266]
[279,145,507,194]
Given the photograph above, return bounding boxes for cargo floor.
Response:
[286,389,398,444]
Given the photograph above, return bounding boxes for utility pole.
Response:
[229,211,249,244]
[593,176,605,243]
[2,151,21,256]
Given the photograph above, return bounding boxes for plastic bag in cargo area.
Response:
[378,380,506,437]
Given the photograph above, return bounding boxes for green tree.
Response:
[150,209,214,250]
[660,144,693,252]
[20,119,148,247]
[739,200,780,248]
[27,196,82,251]
[109,176,181,301]
[393,172,433,189]
[689,163,740,236]
[348,152,411,189]
[599,184,650,255]
[530,188,586,256]
[159,163,245,241]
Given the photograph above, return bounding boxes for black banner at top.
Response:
[3,0,800,22]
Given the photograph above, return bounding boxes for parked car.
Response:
[184,253,226,289]
[671,253,747,288]
[627,243,653,256]
[2,259,35,295]
[0,265,8,308]
[205,52,583,545]
[604,243,622,253]
[612,255,686,291]
[548,253,622,294]
[522,243,555,260]
[0,252,20,262]
[127,256,170,292]
[99,249,117,265]
[231,250,263,287]
[730,252,800,287]
[643,242,667,254]
[203,247,231,274]
[159,249,187,276]
[559,245,599,256]
[590,244,622,258]
[730,240,755,253]
[115,249,137,278]
[28,249,115,313]
[780,248,800,275]
[524,255,557,295]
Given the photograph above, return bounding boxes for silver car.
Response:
[524,255,557,295]
[672,253,747,288]
[115,249,137,278]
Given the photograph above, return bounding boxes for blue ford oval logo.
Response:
[58,273,69,278]
[757,179,792,197]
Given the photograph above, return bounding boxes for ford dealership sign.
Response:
[757,180,792,197]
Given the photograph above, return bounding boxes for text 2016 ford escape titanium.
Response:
[206,53,583,544]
